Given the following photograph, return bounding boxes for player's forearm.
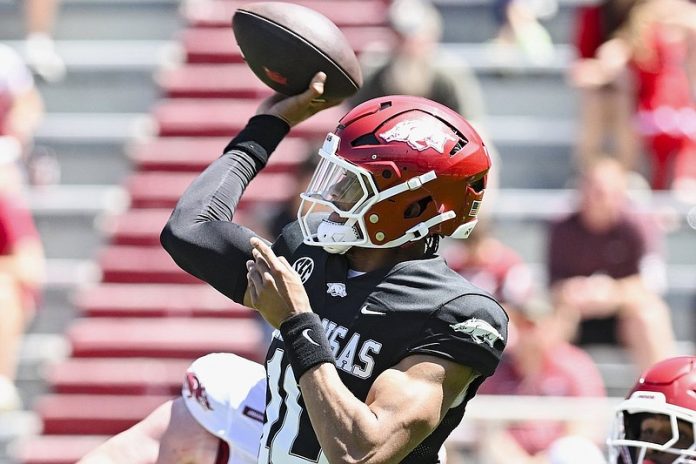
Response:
[163,114,288,230]
[299,365,419,464]
[160,115,289,301]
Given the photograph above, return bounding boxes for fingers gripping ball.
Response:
[232,2,363,99]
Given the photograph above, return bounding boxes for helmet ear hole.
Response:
[470,176,485,193]
[404,196,432,219]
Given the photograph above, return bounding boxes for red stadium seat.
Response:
[107,209,266,247]
[75,283,252,318]
[98,245,199,284]
[106,209,172,247]
[182,26,395,64]
[36,394,172,435]
[14,436,109,464]
[67,317,265,360]
[46,358,190,395]
[153,99,345,138]
[185,0,388,28]
[131,135,313,173]
[158,64,270,99]
[125,171,297,209]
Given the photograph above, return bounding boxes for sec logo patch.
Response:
[292,257,314,283]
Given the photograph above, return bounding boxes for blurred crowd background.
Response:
[0,0,694,463]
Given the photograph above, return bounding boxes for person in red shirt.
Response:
[572,0,696,193]
[547,158,674,371]
[571,0,641,172]
[478,294,606,463]
[443,219,532,305]
[0,142,45,410]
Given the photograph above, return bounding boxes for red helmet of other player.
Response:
[607,356,696,464]
[298,95,491,254]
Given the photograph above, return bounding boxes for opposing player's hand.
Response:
[246,237,312,328]
[256,72,342,127]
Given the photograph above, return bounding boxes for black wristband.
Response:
[223,114,290,165]
[280,312,335,381]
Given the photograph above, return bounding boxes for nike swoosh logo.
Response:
[360,306,386,316]
[302,328,320,346]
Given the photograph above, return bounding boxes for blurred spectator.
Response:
[572,0,696,195]
[490,0,556,64]
[478,293,606,463]
[570,0,641,173]
[23,0,66,82]
[547,436,606,464]
[547,158,674,371]
[0,43,44,150]
[352,0,485,122]
[1,42,59,186]
[443,220,533,305]
[0,137,45,410]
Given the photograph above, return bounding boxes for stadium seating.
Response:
[125,171,298,209]
[47,358,190,395]
[154,98,345,137]
[184,0,388,28]
[75,283,250,318]
[182,26,396,63]
[131,136,312,172]
[14,436,109,464]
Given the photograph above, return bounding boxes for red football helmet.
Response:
[298,95,491,254]
[607,356,696,464]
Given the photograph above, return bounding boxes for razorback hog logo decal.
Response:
[379,119,457,153]
[450,318,503,348]
[185,372,213,411]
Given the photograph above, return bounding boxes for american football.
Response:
[231,1,363,99]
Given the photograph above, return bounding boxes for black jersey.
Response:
[259,221,508,464]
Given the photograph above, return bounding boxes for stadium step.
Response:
[125,170,297,209]
[184,0,388,28]
[105,207,268,247]
[12,435,108,464]
[181,26,395,64]
[36,394,171,435]
[153,99,345,137]
[75,283,252,318]
[131,136,311,173]
[67,317,265,360]
[98,245,201,284]
[159,63,270,99]
[105,209,173,247]
[0,1,179,41]
[46,358,190,395]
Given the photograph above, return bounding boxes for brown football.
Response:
[232,2,363,99]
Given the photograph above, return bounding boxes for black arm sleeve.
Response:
[160,114,290,303]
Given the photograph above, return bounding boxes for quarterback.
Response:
[79,73,508,464]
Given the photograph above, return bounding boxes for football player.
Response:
[78,72,507,464]
[607,356,696,464]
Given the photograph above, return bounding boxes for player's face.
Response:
[635,414,695,464]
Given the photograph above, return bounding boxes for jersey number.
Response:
[258,349,327,463]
